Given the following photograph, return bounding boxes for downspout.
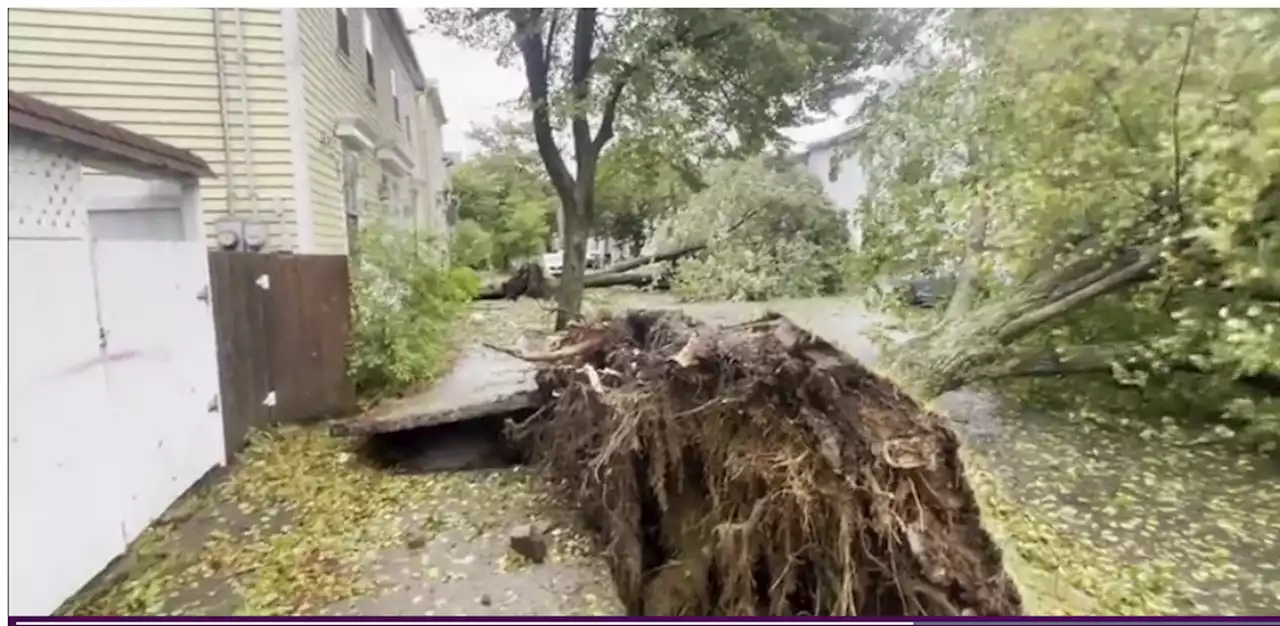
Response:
[212,8,237,215]
[235,8,259,217]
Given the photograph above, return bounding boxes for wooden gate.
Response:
[208,251,356,455]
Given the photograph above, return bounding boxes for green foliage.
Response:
[855,9,1280,446]
[450,219,495,270]
[348,219,480,399]
[664,157,850,301]
[594,137,694,255]
[496,198,553,263]
[450,148,556,269]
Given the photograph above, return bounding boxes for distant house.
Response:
[8,8,452,255]
[796,128,868,250]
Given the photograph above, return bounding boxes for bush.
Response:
[660,157,850,301]
[348,219,481,400]
[451,218,495,270]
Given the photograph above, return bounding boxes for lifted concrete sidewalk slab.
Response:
[332,345,541,436]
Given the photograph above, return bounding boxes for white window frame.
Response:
[362,10,374,54]
[391,68,400,122]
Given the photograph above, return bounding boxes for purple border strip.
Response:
[9,619,1280,624]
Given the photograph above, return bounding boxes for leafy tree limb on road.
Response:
[851,9,1280,445]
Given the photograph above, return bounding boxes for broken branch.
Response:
[483,336,604,363]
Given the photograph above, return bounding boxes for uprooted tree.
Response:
[846,9,1280,445]
[425,8,923,329]
[511,310,1024,615]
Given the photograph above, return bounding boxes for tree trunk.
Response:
[556,203,589,329]
[594,241,706,275]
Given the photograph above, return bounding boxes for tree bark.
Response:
[476,269,662,300]
[593,241,706,274]
[943,193,990,322]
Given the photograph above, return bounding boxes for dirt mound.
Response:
[511,310,1023,616]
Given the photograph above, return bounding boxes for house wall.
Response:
[415,87,451,240]
[7,8,299,250]
[296,8,433,254]
[802,144,868,250]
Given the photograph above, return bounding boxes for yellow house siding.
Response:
[298,8,421,254]
[6,8,299,250]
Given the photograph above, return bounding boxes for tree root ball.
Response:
[510,310,1024,616]
[501,263,555,300]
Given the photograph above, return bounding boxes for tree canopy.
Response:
[851,9,1280,446]
[594,136,693,256]
[449,137,556,270]
[662,156,850,301]
[425,7,922,327]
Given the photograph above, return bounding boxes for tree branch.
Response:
[591,22,737,156]
[543,9,562,69]
[972,343,1280,396]
[1171,9,1199,229]
[943,178,990,322]
[1091,76,1141,149]
[570,8,600,221]
[512,10,576,204]
[591,199,771,275]
[997,249,1161,343]
[592,67,635,154]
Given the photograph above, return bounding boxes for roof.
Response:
[799,127,860,155]
[377,9,426,91]
[8,90,214,179]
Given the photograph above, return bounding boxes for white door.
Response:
[8,240,128,616]
[93,241,226,542]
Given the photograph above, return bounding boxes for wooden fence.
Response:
[208,251,356,455]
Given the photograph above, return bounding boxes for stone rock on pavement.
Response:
[508,523,549,564]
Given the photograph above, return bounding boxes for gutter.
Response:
[212,9,238,214]
[235,8,259,217]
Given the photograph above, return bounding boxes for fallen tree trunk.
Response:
[476,263,669,300]
[510,310,1024,616]
[591,241,705,275]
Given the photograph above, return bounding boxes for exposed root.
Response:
[512,309,1024,616]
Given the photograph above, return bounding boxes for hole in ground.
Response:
[358,411,533,474]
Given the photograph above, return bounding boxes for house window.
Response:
[404,115,411,143]
[335,9,350,57]
[391,69,400,123]
[363,10,376,94]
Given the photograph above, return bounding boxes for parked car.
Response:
[898,274,957,309]
[542,251,564,276]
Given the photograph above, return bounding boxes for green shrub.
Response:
[451,218,495,270]
[348,219,481,400]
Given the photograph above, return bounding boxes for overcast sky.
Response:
[405,16,857,158]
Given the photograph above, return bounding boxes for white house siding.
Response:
[298,8,431,254]
[416,87,451,240]
[7,8,299,250]
[802,142,868,250]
